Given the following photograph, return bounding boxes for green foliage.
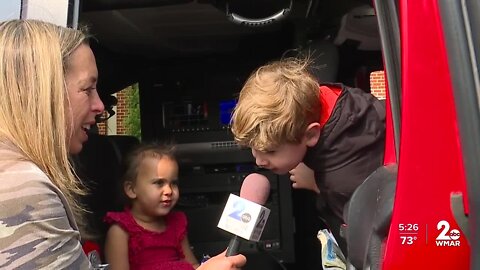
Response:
[124,84,142,139]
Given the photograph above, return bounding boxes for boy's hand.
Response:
[289,162,320,194]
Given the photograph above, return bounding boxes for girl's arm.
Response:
[104,224,130,270]
[181,236,200,269]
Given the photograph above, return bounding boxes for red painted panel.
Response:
[382,0,471,269]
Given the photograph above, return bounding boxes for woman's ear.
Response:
[304,123,321,147]
[124,181,137,199]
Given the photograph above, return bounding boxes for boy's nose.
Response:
[255,158,269,168]
[252,149,268,167]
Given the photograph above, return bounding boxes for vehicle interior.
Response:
[3,0,479,268]
[75,0,386,269]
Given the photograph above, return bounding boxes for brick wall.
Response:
[97,88,129,135]
[97,111,107,135]
[116,89,128,135]
[370,70,386,99]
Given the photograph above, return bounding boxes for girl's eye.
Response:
[154,181,164,186]
[153,179,178,187]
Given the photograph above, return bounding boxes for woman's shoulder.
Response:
[0,146,88,269]
[0,148,70,216]
[0,146,49,179]
[0,147,65,208]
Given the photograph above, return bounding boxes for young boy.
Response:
[231,57,385,250]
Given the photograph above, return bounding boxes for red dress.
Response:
[104,209,195,270]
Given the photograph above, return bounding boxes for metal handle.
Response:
[226,0,293,27]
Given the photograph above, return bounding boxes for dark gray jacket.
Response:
[303,83,386,221]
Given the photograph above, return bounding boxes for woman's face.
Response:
[65,44,104,154]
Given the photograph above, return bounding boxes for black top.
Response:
[303,83,386,221]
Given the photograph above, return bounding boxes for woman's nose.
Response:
[91,90,105,114]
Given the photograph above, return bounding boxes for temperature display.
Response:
[398,223,419,245]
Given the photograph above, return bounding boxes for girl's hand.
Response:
[197,250,246,270]
[289,162,320,194]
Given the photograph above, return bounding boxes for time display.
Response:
[398,223,419,231]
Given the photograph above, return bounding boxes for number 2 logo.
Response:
[228,200,245,220]
[436,220,451,240]
[435,220,461,241]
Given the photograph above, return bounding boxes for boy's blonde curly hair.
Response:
[231,57,321,151]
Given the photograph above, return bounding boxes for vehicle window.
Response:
[370,70,386,100]
[98,83,141,140]
[0,0,21,21]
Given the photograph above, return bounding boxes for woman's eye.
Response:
[83,87,96,95]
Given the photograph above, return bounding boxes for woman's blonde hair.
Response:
[231,57,321,151]
[0,20,89,227]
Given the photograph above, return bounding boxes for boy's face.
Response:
[251,143,308,175]
[250,123,321,175]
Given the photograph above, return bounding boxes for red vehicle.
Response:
[345,0,478,269]
[376,0,478,269]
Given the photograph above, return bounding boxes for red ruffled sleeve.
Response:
[105,211,136,233]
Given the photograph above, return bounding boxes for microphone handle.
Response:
[226,235,242,256]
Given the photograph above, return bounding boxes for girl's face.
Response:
[126,156,180,219]
[65,44,104,154]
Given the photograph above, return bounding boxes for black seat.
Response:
[343,164,397,270]
[107,135,141,166]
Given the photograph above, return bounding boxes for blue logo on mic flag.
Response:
[229,200,245,220]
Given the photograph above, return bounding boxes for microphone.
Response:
[217,173,271,256]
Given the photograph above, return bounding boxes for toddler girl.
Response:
[104,143,200,270]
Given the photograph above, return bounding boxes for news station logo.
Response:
[435,220,461,247]
[229,200,252,223]
[217,194,270,241]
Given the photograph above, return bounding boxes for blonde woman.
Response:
[0,20,245,270]
[0,19,103,269]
